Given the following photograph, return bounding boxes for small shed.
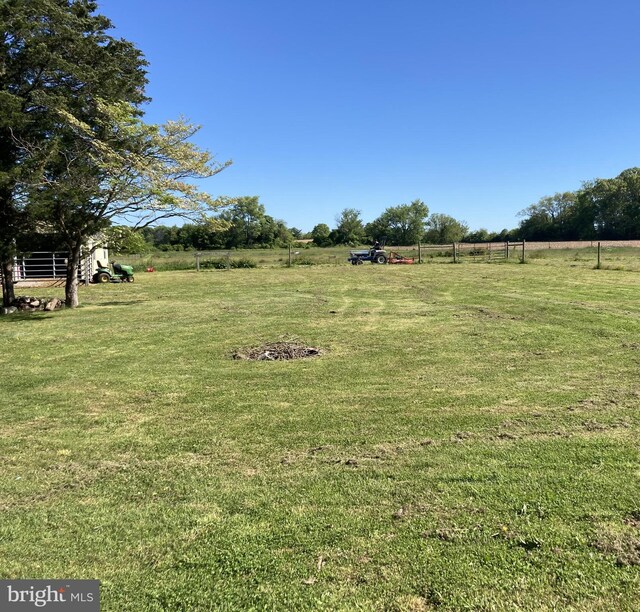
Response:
[13,240,109,288]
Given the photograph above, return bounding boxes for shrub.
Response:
[200,257,257,269]
[291,256,316,266]
[234,257,257,269]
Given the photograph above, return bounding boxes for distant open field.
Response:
[118,242,640,273]
[119,245,363,271]
[1,258,639,609]
[526,240,640,249]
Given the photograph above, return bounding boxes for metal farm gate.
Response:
[457,242,525,263]
[12,251,93,284]
[416,242,525,263]
[455,242,513,263]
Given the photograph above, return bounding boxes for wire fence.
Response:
[116,240,640,272]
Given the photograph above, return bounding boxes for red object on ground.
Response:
[388,252,415,264]
[146,267,155,272]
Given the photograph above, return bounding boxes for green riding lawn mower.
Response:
[92,260,135,283]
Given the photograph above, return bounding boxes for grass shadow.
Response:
[0,313,56,322]
[95,300,149,307]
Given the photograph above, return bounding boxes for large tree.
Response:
[221,196,264,248]
[578,168,640,239]
[311,223,332,247]
[518,192,577,241]
[365,199,428,246]
[517,171,640,241]
[424,213,468,244]
[0,0,148,305]
[28,101,230,306]
[104,226,151,255]
[331,208,365,246]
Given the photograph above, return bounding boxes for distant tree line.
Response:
[310,201,515,247]
[139,196,298,251]
[137,198,464,251]
[454,167,640,243]
[517,168,640,241]
[128,166,640,254]
[137,198,518,252]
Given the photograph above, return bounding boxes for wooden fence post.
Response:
[597,241,601,269]
[521,240,526,263]
[195,252,201,272]
[506,240,510,260]
[418,241,422,264]
[288,244,292,267]
[453,243,457,264]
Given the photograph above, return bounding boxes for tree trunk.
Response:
[65,245,82,308]
[1,258,15,307]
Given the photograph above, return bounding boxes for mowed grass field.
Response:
[119,244,640,273]
[1,259,639,610]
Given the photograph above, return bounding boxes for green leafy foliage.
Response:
[518,168,640,241]
[311,223,332,247]
[104,226,152,254]
[424,213,469,244]
[200,256,257,269]
[290,255,316,266]
[331,208,365,246]
[0,0,148,304]
[518,192,579,240]
[1,2,231,307]
[365,199,429,245]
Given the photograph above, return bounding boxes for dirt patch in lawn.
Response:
[593,513,640,566]
[232,341,323,361]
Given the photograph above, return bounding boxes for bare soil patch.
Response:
[593,534,640,566]
[232,341,323,361]
[593,514,640,566]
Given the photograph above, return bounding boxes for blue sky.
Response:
[101,0,640,232]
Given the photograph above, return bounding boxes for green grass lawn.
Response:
[1,260,639,610]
